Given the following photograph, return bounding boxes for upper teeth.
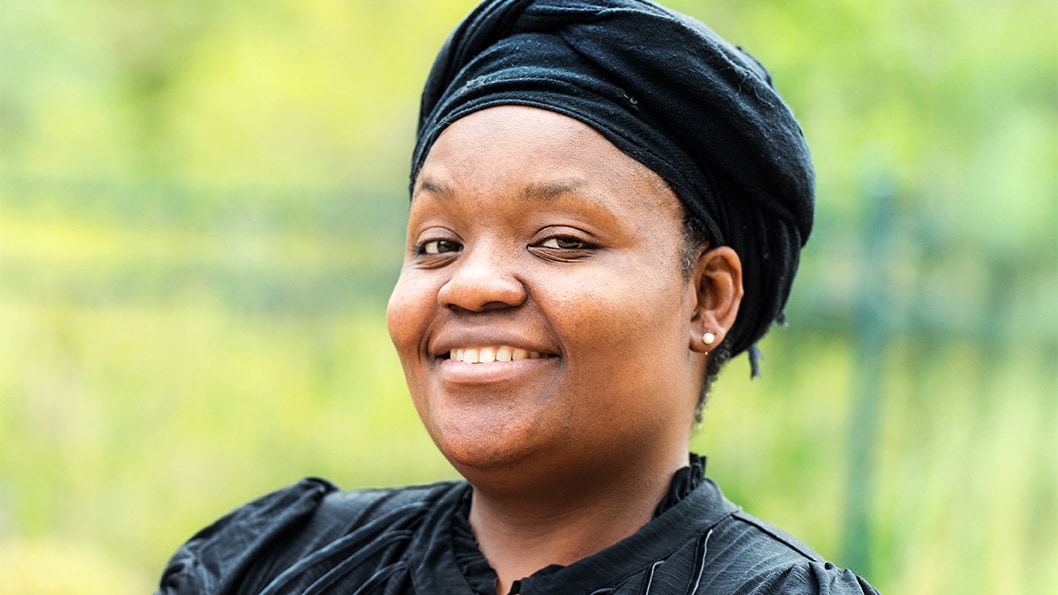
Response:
[450,347,543,363]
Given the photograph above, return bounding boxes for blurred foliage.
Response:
[1,0,1055,593]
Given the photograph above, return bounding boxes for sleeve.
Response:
[743,561,882,595]
[155,477,337,595]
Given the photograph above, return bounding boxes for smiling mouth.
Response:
[447,347,550,364]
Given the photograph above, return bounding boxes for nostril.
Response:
[440,288,527,313]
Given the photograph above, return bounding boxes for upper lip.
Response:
[429,328,559,359]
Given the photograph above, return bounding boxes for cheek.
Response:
[386,270,431,359]
[547,266,685,348]
[387,273,438,428]
[545,277,692,437]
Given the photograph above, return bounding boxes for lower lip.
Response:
[437,357,558,385]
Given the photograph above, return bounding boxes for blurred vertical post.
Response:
[841,175,897,577]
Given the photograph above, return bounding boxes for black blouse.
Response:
[157,455,880,594]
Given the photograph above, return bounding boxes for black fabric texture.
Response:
[653,452,706,516]
[412,0,816,361]
[156,461,880,594]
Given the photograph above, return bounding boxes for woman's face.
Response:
[387,106,705,487]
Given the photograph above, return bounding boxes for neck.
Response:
[467,449,689,595]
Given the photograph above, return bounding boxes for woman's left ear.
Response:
[688,246,743,352]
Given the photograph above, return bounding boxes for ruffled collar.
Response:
[451,454,707,595]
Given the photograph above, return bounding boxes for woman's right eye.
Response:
[416,239,462,256]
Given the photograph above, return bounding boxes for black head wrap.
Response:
[412,0,814,371]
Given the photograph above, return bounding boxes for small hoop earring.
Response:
[703,332,716,345]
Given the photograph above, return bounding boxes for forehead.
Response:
[413,106,684,224]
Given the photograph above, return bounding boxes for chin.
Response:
[442,441,526,475]
[426,411,555,482]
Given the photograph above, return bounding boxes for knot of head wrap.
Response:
[412,0,815,368]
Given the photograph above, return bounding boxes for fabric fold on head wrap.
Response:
[412,0,815,367]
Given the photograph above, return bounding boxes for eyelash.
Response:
[536,235,594,251]
[415,239,462,256]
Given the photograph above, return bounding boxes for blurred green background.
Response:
[1,0,1055,593]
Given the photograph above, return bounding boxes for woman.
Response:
[158,1,879,593]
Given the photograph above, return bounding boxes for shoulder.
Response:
[156,477,337,594]
[696,501,881,594]
[155,478,463,595]
[530,478,880,595]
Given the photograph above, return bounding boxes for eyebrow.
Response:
[414,177,590,203]
[415,177,454,200]
[521,179,588,202]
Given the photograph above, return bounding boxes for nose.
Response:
[437,242,527,312]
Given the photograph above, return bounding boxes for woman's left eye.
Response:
[539,236,592,250]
